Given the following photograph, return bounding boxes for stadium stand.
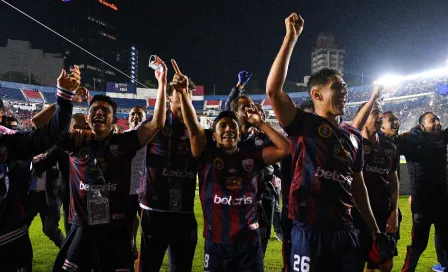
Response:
[23,89,45,103]
[0,87,25,101]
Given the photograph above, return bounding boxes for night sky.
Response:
[1,0,448,94]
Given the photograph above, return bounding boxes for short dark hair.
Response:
[131,105,147,113]
[212,111,240,131]
[4,116,18,123]
[89,95,117,115]
[299,100,314,111]
[166,79,197,96]
[0,98,4,112]
[419,112,434,124]
[229,95,251,113]
[383,111,394,116]
[307,68,342,93]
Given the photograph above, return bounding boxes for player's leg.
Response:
[96,226,134,272]
[52,226,91,272]
[434,215,448,271]
[402,213,432,272]
[281,213,293,272]
[434,231,448,271]
[273,185,283,241]
[259,192,275,255]
[41,196,65,248]
[168,213,198,272]
[138,210,169,272]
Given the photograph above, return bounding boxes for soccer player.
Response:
[52,56,167,272]
[0,65,81,271]
[138,60,200,272]
[224,70,252,111]
[266,13,382,271]
[354,102,399,272]
[188,106,289,271]
[125,106,147,260]
[397,112,448,272]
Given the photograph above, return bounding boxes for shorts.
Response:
[203,238,264,272]
[0,233,32,272]
[290,221,359,272]
[52,224,134,272]
[354,211,398,270]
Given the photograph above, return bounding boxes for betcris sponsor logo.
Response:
[365,164,390,175]
[162,168,196,179]
[79,181,117,191]
[315,166,353,184]
[214,195,252,205]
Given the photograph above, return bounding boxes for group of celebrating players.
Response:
[1,12,448,272]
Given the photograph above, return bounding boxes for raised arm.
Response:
[137,56,167,146]
[171,59,206,157]
[351,85,382,130]
[32,104,56,129]
[266,13,304,127]
[224,70,252,110]
[6,66,84,159]
[245,105,290,165]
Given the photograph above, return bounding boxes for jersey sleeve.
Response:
[281,108,307,137]
[118,130,144,154]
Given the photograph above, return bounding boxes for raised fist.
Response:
[285,13,304,39]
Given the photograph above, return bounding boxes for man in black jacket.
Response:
[398,112,448,272]
[0,65,82,271]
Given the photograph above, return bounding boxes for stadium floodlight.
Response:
[375,66,448,86]
[132,57,135,61]
[132,52,135,56]
[131,65,135,69]
[131,46,136,50]
[374,75,405,86]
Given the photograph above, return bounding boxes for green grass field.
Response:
[30,195,439,271]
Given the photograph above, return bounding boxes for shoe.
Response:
[276,232,283,241]
[432,263,446,272]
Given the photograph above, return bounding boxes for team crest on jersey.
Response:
[226,176,242,190]
[242,159,254,172]
[0,146,7,162]
[162,126,173,137]
[109,145,119,156]
[214,158,224,170]
[255,139,264,147]
[363,145,371,154]
[318,124,332,138]
[436,140,444,148]
[350,134,359,149]
[78,147,89,159]
[384,149,393,158]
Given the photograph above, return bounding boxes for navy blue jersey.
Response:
[199,144,264,243]
[139,111,198,212]
[61,131,142,226]
[362,137,399,213]
[283,109,364,229]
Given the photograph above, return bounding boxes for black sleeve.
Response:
[32,145,65,175]
[118,130,144,155]
[282,108,307,137]
[224,86,243,111]
[4,97,73,161]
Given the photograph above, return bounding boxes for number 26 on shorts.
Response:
[293,254,310,272]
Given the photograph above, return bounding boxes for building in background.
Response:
[311,33,345,75]
[0,39,63,86]
[60,0,137,91]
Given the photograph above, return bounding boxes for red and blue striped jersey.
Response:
[283,109,364,229]
[66,131,142,226]
[199,144,264,243]
[362,137,399,213]
[139,111,198,212]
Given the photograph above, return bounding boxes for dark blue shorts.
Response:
[52,224,134,272]
[290,221,359,272]
[203,238,264,272]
